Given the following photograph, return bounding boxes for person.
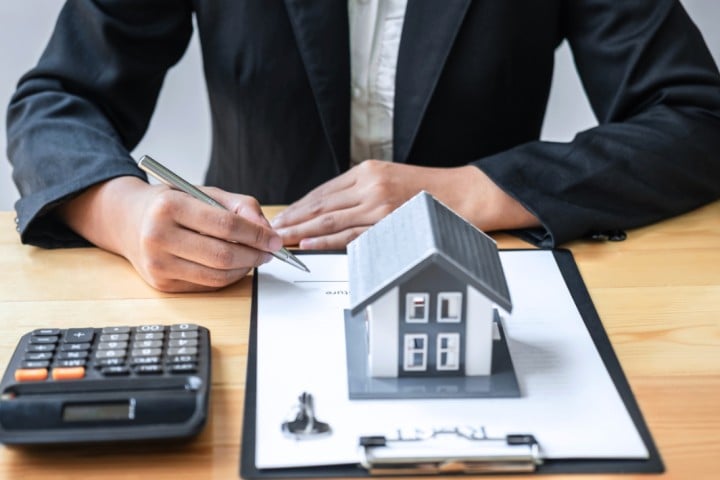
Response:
[7,0,720,292]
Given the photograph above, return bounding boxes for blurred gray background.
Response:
[1,1,719,212]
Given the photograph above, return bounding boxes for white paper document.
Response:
[254,251,649,469]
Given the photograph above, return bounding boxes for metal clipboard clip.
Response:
[358,426,543,475]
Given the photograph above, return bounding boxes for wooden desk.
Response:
[0,204,718,479]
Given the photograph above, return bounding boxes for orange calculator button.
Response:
[52,367,86,381]
[14,368,49,382]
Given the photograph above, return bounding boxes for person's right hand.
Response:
[57,176,282,292]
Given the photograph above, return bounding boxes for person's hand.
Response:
[58,176,282,292]
[271,160,539,249]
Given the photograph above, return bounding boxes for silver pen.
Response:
[137,154,310,273]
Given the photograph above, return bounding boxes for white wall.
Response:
[1,1,718,212]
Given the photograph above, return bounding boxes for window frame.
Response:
[405,293,430,323]
[437,292,463,323]
[436,332,461,371]
[403,333,428,371]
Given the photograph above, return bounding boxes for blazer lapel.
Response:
[284,0,350,173]
[394,0,472,163]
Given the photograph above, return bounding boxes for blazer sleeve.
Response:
[6,0,194,247]
[476,0,720,247]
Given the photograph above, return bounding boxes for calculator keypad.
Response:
[13,324,204,383]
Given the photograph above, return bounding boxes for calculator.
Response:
[0,323,211,445]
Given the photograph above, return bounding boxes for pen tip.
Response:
[291,257,310,273]
[290,255,310,273]
[271,249,310,272]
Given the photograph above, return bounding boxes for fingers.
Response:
[144,220,274,271]
[133,187,281,291]
[272,160,408,247]
[149,189,282,253]
[274,205,381,247]
[298,226,370,250]
[134,252,256,293]
[271,170,358,229]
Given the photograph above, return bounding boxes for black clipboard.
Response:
[240,250,664,477]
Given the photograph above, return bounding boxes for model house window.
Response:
[437,333,460,371]
[403,334,428,371]
[405,293,429,323]
[437,292,462,322]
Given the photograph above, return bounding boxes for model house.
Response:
[347,191,512,378]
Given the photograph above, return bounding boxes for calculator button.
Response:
[95,350,126,359]
[134,332,164,341]
[56,351,89,360]
[101,366,130,376]
[21,360,50,369]
[169,331,199,340]
[55,359,87,368]
[170,363,197,374]
[26,344,55,352]
[132,340,163,349]
[134,364,163,375]
[14,368,48,382]
[168,339,198,348]
[24,352,53,361]
[99,333,130,342]
[64,328,95,343]
[95,358,126,367]
[60,342,92,352]
[130,356,161,365]
[29,335,58,344]
[167,347,198,356]
[131,348,162,357]
[135,325,165,333]
[52,367,85,380]
[102,326,130,334]
[170,324,199,332]
[32,328,61,336]
[166,355,197,364]
[97,341,129,350]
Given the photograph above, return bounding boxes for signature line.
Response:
[293,280,348,283]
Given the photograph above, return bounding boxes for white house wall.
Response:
[465,286,493,375]
[368,287,399,377]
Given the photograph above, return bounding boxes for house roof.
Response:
[347,191,512,315]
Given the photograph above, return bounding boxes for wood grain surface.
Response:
[0,202,718,479]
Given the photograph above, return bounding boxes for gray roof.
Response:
[347,191,512,315]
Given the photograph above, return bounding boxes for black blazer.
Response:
[7,0,720,247]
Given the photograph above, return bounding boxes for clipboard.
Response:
[240,250,664,477]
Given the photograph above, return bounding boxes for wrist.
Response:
[57,176,150,256]
[429,165,539,232]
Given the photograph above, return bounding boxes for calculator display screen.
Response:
[62,402,131,422]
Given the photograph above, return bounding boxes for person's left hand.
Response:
[270,160,538,249]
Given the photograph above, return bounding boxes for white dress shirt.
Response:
[348,0,408,166]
